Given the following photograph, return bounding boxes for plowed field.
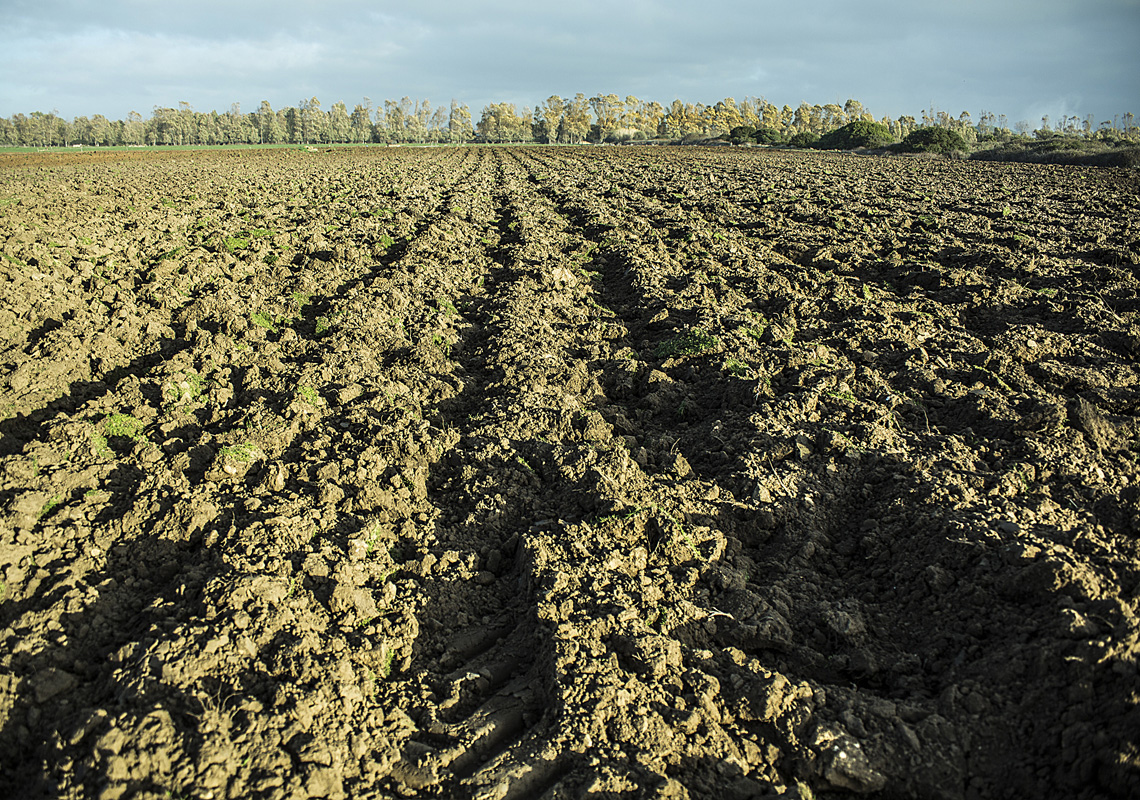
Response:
[1,146,1138,799]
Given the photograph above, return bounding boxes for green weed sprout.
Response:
[380,647,397,678]
[220,443,259,463]
[724,357,749,376]
[165,371,205,404]
[38,495,61,519]
[437,297,458,318]
[297,386,325,407]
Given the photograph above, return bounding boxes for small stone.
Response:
[670,453,691,478]
[822,735,886,793]
[1059,608,1100,639]
[32,668,77,703]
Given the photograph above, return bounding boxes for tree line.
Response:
[1,94,1135,148]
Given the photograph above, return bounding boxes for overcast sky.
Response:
[3,0,1137,127]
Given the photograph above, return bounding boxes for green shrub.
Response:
[816,120,895,150]
[729,125,756,144]
[730,126,785,145]
[788,131,820,148]
[753,127,786,145]
[899,127,969,155]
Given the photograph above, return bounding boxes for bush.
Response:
[899,127,969,155]
[730,126,786,145]
[753,127,786,145]
[969,138,1140,167]
[729,125,756,144]
[816,120,895,150]
[788,131,819,148]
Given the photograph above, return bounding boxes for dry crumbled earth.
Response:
[0,145,1138,800]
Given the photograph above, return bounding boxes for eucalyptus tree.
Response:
[329,102,351,143]
[350,103,372,143]
[536,95,564,143]
[259,101,283,144]
[448,100,473,143]
[589,93,622,141]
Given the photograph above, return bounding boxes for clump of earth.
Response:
[1,146,1138,799]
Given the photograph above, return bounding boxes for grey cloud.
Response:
[1,0,1136,125]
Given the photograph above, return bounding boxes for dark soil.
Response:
[1,145,1138,799]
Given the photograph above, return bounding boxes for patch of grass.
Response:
[724,357,750,376]
[38,495,61,520]
[90,427,110,457]
[297,385,325,407]
[250,312,276,332]
[220,443,259,463]
[103,413,147,442]
[223,236,250,253]
[165,371,206,404]
[825,390,859,405]
[380,646,397,679]
[655,327,719,359]
[742,321,768,341]
[153,246,184,263]
[362,523,384,556]
[432,333,452,357]
[436,297,458,318]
